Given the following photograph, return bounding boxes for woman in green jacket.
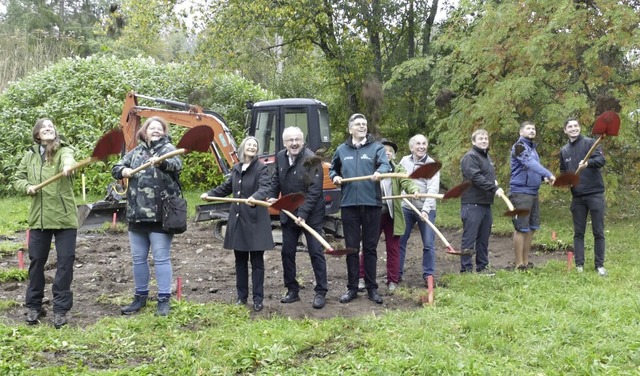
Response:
[13,118,78,329]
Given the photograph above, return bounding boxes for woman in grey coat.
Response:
[201,136,273,311]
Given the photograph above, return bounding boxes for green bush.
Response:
[0,56,271,196]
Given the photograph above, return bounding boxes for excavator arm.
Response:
[120,91,239,174]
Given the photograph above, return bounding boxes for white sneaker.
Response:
[388,282,398,293]
[357,278,365,292]
[576,266,584,273]
[597,267,608,277]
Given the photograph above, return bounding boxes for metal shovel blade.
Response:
[177,125,214,152]
[270,193,306,211]
[553,173,580,187]
[443,181,472,199]
[592,111,620,136]
[409,161,442,179]
[91,129,124,159]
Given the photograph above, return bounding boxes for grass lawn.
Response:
[1,188,639,375]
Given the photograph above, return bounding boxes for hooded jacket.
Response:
[111,136,182,224]
[329,134,391,207]
[13,141,78,229]
[509,136,553,195]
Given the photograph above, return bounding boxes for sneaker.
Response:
[156,297,171,316]
[53,313,68,329]
[576,266,584,273]
[477,268,496,276]
[357,278,365,292]
[25,308,45,325]
[387,282,398,293]
[597,267,608,277]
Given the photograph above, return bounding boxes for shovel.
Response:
[280,209,357,257]
[381,181,473,201]
[575,111,620,174]
[128,125,214,175]
[34,129,124,192]
[204,192,306,211]
[552,172,580,188]
[339,161,441,183]
[496,190,530,217]
[401,198,470,256]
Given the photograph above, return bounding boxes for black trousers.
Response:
[234,250,265,303]
[341,206,382,292]
[571,193,606,268]
[26,228,77,314]
[281,220,328,295]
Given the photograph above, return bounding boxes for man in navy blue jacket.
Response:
[270,126,329,308]
[329,113,391,305]
[560,117,607,277]
[509,121,555,270]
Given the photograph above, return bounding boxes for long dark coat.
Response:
[206,159,274,251]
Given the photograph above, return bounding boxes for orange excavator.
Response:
[78,92,342,238]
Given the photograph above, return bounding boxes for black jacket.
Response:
[460,145,498,205]
[270,146,325,226]
[560,135,605,197]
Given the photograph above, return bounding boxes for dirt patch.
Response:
[0,221,564,327]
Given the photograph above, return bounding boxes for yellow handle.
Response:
[128,149,186,175]
[33,157,94,192]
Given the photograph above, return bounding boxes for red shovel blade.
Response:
[443,181,472,199]
[553,173,580,187]
[91,129,124,159]
[270,193,306,211]
[177,125,214,152]
[444,246,474,256]
[592,111,620,136]
[409,161,442,179]
[325,247,358,257]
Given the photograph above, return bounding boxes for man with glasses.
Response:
[329,113,391,305]
[269,127,328,308]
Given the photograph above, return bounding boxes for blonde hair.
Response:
[238,136,260,162]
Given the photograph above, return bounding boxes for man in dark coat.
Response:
[459,129,502,274]
[560,117,607,277]
[269,127,328,309]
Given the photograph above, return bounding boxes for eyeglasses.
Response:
[285,137,303,143]
[351,122,367,128]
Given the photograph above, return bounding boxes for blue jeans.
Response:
[399,207,436,279]
[460,204,492,272]
[128,231,174,296]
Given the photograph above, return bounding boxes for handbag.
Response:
[159,170,188,234]
[162,195,187,234]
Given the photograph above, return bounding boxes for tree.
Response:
[429,0,640,194]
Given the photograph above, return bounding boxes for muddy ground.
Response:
[0,220,564,327]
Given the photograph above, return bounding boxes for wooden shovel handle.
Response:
[129,149,186,175]
[575,136,603,175]
[33,157,94,192]
[402,198,451,248]
[383,193,444,200]
[496,190,515,211]
[204,196,271,208]
[280,209,332,250]
[340,172,409,183]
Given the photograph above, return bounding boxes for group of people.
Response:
[13,113,607,327]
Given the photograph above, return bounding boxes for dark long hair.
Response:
[32,118,61,163]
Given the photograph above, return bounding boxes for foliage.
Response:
[430,0,640,197]
[0,268,27,282]
[0,55,269,197]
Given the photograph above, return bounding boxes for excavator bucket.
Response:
[77,200,127,230]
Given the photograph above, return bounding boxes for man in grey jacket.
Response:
[560,117,607,276]
[329,113,391,305]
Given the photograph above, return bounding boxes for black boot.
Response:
[156,297,171,316]
[121,294,147,315]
